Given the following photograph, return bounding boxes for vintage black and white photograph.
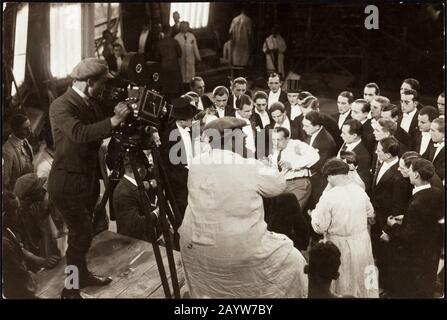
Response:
[1,1,445,302]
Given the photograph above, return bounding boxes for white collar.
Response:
[346,139,362,149]
[339,110,351,117]
[360,118,368,125]
[124,175,138,187]
[255,109,268,117]
[381,157,399,170]
[404,108,417,117]
[270,89,281,96]
[434,141,445,148]
[412,183,431,195]
[176,122,191,132]
[72,85,89,100]
[421,131,431,137]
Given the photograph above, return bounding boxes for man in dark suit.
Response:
[284,79,302,121]
[384,158,444,297]
[265,102,303,140]
[339,119,371,191]
[381,104,413,150]
[234,94,261,158]
[302,111,337,209]
[266,73,288,110]
[331,91,353,131]
[113,155,157,242]
[412,106,439,155]
[398,89,420,137]
[212,86,235,118]
[227,77,249,111]
[351,99,376,156]
[47,58,130,298]
[425,117,445,181]
[171,11,181,38]
[370,137,411,289]
[159,97,197,223]
[253,91,271,129]
[371,118,409,176]
[190,76,213,110]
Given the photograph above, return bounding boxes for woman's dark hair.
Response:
[308,241,341,280]
[340,150,359,168]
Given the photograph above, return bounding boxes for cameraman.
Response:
[47,58,130,299]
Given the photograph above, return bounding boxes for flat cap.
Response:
[203,117,247,137]
[13,173,47,199]
[70,58,114,81]
[171,97,198,120]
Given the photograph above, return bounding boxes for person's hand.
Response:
[380,232,390,243]
[278,160,292,170]
[37,255,60,269]
[111,102,130,127]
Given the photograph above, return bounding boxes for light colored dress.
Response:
[179,149,308,298]
[311,182,379,298]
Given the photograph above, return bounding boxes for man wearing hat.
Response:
[159,97,198,223]
[178,117,308,298]
[47,58,130,299]
[284,79,302,121]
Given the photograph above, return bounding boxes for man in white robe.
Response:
[228,8,253,67]
[175,21,201,89]
[263,25,287,78]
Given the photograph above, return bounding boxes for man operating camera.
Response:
[47,58,130,299]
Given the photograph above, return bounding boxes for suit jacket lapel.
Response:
[376,162,397,186]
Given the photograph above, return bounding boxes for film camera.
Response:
[102,52,172,150]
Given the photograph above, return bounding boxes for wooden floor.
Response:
[35,231,186,298]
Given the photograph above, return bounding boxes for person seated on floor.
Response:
[112,154,159,242]
[304,241,354,298]
[2,190,60,299]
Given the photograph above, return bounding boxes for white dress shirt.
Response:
[337,139,362,157]
[138,29,150,53]
[268,89,281,108]
[338,111,351,129]
[255,109,270,128]
[412,183,431,195]
[309,127,323,147]
[216,107,225,118]
[272,139,319,180]
[418,132,431,155]
[235,112,256,154]
[197,97,204,111]
[400,108,417,133]
[290,104,302,121]
[434,141,445,160]
[176,122,193,169]
[376,157,399,184]
[274,117,291,133]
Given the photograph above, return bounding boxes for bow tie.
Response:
[434,143,443,148]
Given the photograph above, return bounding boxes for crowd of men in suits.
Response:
[149,72,445,298]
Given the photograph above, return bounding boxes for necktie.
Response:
[22,140,33,163]
[341,143,348,152]
[277,150,283,172]
[373,162,383,185]
[184,34,187,41]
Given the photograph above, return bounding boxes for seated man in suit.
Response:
[363,82,380,104]
[339,119,371,191]
[381,104,413,150]
[351,99,375,156]
[212,86,234,118]
[190,76,213,111]
[399,89,420,137]
[370,137,410,283]
[266,72,288,109]
[228,77,248,111]
[3,113,35,191]
[427,117,445,182]
[270,127,319,209]
[332,91,353,132]
[383,158,443,297]
[302,111,337,209]
[113,154,158,242]
[414,106,439,156]
[284,79,302,121]
[253,91,271,129]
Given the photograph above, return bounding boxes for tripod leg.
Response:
[129,154,173,298]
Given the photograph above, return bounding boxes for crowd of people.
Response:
[2,10,445,300]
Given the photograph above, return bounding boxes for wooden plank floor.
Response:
[35,231,186,298]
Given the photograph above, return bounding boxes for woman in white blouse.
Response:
[310,158,378,298]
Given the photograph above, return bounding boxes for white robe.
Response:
[179,149,308,298]
[311,182,379,298]
[262,34,286,76]
[175,32,200,83]
[228,13,253,66]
